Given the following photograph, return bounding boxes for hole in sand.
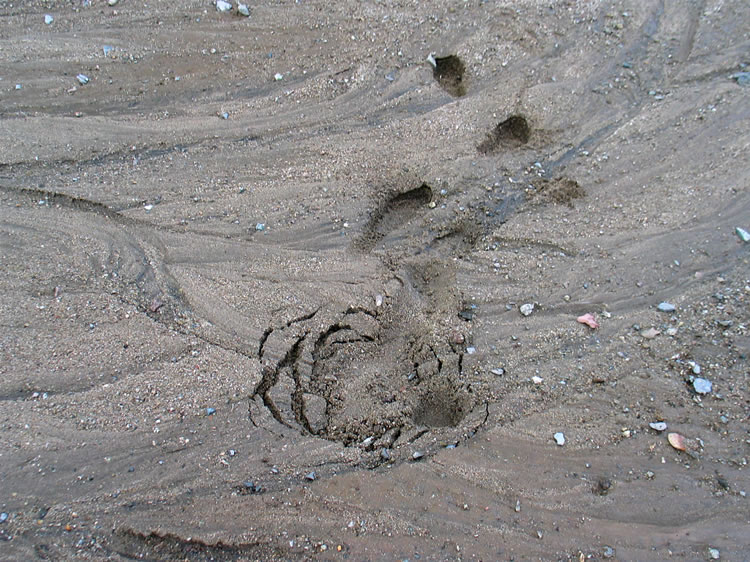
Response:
[413,385,466,428]
[433,55,466,97]
[477,114,531,153]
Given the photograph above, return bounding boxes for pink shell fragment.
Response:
[667,432,687,451]
[577,313,599,329]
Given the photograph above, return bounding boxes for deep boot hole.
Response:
[478,114,531,153]
[413,387,466,428]
[389,183,433,208]
[433,55,466,97]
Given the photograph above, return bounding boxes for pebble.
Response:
[687,361,701,375]
[237,3,250,16]
[603,546,615,559]
[657,302,675,312]
[515,500,521,512]
[641,327,660,339]
[0,512,8,523]
[15,84,22,90]
[466,346,476,355]
[736,227,750,242]
[206,407,216,416]
[44,14,54,25]
[108,0,119,5]
[649,422,667,432]
[708,547,720,559]
[520,303,534,316]
[220,111,229,119]
[553,432,565,446]
[380,448,390,461]
[532,375,543,384]
[490,368,505,376]
[216,0,232,12]
[255,223,265,231]
[731,72,750,86]
[305,471,316,481]
[412,451,424,461]
[274,73,284,81]
[693,377,712,394]
[76,74,90,85]
[243,481,263,494]
[103,45,114,56]
[375,294,383,307]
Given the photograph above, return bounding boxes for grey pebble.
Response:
[380,448,390,460]
[237,3,250,16]
[206,407,216,415]
[649,421,667,432]
[693,377,712,394]
[412,451,424,461]
[255,223,265,231]
[736,227,750,242]
[603,546,615,558]
[0,512,8,523]
[76,74,89,85]
[731,72,750,86]
[44,14,54,25]
[657,302,676,312]
[553,432,565,446]
[520,303,534,316]
[305,471,316,481]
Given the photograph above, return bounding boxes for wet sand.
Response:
[1,0,749,559]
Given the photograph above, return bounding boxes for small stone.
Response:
[520,303,534,316]
[255,223,265,231]
[220,111,229,119]
[76,74,90,85]
[15,84,22,90]
[657,302,675,312]
[641,327,660,339]
[0,512,8,523]
[731,72,750,86]
[103,45,114,56]
[515,500,521,512]
[206,407,216,416]
[412,451,424,461]
[108,0,119,5]
[666,327,678,336]
[237,3,250,16]
[380,448,390,461]
[603,546,615,559]
[375,294,383,307]
[466,346,476,355]
[216,0,232,12]
[44,14,54,25]
[649,422,667,432]
[305,471,316,481]
[553,432,565,446]
[708,547,720,559]
[274,73,284,81]
[736,227,750,242]
[490,368,505,376]
[693,377,712,394]
[687,361,701,375]
[532,375,543,384]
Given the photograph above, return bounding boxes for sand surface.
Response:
[1,0,749,559]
